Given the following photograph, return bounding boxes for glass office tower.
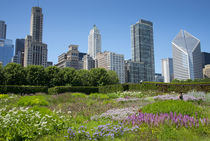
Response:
[0,39,14,66]
[172,30,203,80]
[131,19,155,81]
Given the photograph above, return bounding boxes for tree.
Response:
[0,64,5,85]
[107,70,119,84]
[75,69,91,86]
[45,66,63,87]
[62,67,77,86]
[3,63,26,85]
[25,65,46,86]
[89,68,110,86]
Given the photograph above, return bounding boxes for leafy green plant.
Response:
[17,95,49,106]
[0,94,8,99]
[71,93,87,98]
[141,100,206,118]
[89,93,109,99]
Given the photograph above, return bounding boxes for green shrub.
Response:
[48,86,98,95]
[141,100,205,118]
[0,85,48,94]
[71,93,87,98]
[99,84,124,93]
[0,94,8,99]
[89,93,109,99]
[17,95,49,106]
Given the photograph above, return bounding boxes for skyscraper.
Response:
[201,52,210,68]
[0,39,14,66]
[13,39,25,66]
[161,58,174,82]
[0,20,6,39]
[96,51,125,83]
[131,19,155,81]
[172,30,203,80]
[88,25,101,59]
[24,7,48,67]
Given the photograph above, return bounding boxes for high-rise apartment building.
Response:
[161,58,174,82]
[96,51,125,83]
[0,39,14,66]
[24,7,48,67]
[155,73,164,82]
[83,54,95,70]
[172,30,203,80]
[124,60,145,83]
[88,25,101,59]
[56,45,83,70]
[131,19,155,81]
[0,20,6,39]
[13,39,25,66]
[203,64,210,78]
[201,52,210,68]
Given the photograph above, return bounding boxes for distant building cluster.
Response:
[0,6,210,83]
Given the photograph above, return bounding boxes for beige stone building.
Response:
[24,7,48,67]
[203,64,210,78]
[96,51,125,83]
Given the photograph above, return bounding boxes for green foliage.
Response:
[74,69,91,86]
[89,93,109,99]
[107,70,119,84]
[0,94,8,99]
[71,93,87,98]
[17,95,49,106]
[48,86,99,95]
[0,107,71,141]
[89,68,110,86]
[99,84,124,93]
[25,65,46,86]
[45,66,63,87]
[0,85,48,94]
[62,67,77,86]
[3,63,26,85]
[141,100,205,118]
[0,64,5,85]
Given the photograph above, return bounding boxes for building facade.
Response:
[161,58,174,82]
[124,60,145,83]
[24,7,48,67]
[0,20,6,39]
[172,30,203,80]
[83,54,95,70]
[96,51,125,83]
[56,45,83,70]
[13,39,25,66]
[0,39,14,66]
[155,73,164,82]
[201,52,210,68]
[131,19,155,81]
[203,64,210,78]
[88,25,101,59]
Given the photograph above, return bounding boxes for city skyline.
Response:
[0,0,210,73]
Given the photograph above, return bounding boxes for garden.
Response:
[0,90,210,141]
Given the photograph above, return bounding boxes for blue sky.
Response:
[1,0,210,73]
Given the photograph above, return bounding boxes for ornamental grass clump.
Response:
[17,95,49,106]
[141,100,205,118]
[124,112,209,128]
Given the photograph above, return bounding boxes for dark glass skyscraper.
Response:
[201,52,210,68]
[0,20,6,39]
[131,19,155,81]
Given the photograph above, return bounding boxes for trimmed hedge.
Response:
[48,86,99,95]
[99,84,124,93]
[0,85,48,95]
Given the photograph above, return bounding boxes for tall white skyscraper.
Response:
[161,58,173,82]
[88,25,101,59]
[0,20,6,39]
[24,7,48,67]
[172,30,203,80]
